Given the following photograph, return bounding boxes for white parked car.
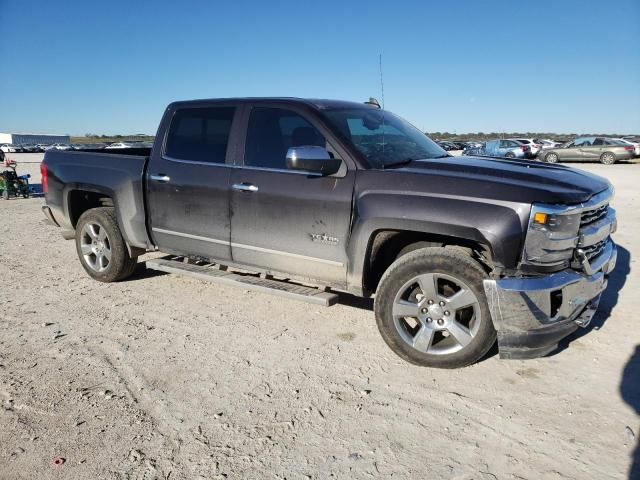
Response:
[0,144,17,153]
[613,138,640,157]
[534,139,564,150]
[47,143,73,151]
[509,138,542,156]
[105,142,133,149]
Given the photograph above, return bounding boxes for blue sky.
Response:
[1,0,639,135]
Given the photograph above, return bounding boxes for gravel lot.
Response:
[1,154,638,479]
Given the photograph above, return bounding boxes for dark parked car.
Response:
[436,141,458,151]
[41,97,617,368]
[17,144,39,152]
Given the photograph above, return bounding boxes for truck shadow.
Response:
[336,293,373,311]
[621,346,640,479]
[555,244,631,352]
[127,263,169,281]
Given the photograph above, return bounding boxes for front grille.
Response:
[580,204,608,227]
[581,239,608,261]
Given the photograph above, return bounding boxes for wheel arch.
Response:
[600,151,617,163]
[361,229,494,295]
[65,186,145,256]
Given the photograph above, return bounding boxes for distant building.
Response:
[0,132,71,144]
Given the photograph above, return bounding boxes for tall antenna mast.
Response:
[379,53,385,109]
[379,53,386,159]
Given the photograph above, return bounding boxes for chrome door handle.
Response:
[232,183,258,192]
[150,174,171,183]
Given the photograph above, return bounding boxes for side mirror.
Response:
[286,146,342,176]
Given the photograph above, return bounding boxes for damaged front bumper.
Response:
[484,240,617,359]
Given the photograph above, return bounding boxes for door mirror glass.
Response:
[286,146,342,175]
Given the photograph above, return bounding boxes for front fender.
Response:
[346,190,530,294]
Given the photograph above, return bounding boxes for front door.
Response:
[147,104,239,261]
[583,137,606,161]
[230,105,355,286]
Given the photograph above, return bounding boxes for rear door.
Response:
[147,103,240,261]
[229,103,355,286]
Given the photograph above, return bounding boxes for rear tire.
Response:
[544,152,559,163]
[505,152,515,158]
[75,207,138,282]
[374,247,496,368]
[600,152,616,165]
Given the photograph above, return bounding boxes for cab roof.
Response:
[167,97,379,111]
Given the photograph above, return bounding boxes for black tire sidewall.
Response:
[374,248,496,368]
[75,207,137,282]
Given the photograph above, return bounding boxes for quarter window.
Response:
[245,107,326,169]
[165,107,235,163]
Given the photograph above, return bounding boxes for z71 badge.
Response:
[310,233,339,245]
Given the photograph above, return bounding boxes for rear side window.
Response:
[245,107,326,170]
[165,107,235,163]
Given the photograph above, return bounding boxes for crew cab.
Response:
[41,98,618,368]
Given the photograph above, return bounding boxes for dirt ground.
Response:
[1,155,638,479]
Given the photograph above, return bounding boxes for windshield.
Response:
[321,108,447,168]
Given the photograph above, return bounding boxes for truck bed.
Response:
[73,147,152,156]
[43,149,152,249]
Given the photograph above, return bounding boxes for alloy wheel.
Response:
[392,273,481,355]
[79,222,112,272]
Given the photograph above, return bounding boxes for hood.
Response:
[389,155,610,205]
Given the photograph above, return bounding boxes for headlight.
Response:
[523,204,581,267]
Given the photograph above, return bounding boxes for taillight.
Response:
[624,146,634,151]
[40,163,48,193]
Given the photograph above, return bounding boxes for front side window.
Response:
[573,137,594,147]
[322,108,447,168]
[165,107,235,163]
[245,107,326,170]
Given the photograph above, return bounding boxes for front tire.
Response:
[75,207,138,282]
[374,247,496,368]
[600,152,616,165]
[544,152,559,163]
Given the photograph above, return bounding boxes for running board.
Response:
[145,256,339,307]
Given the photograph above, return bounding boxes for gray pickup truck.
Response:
[41,97,617,368]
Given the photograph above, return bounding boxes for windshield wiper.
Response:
[429,154,451,159]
